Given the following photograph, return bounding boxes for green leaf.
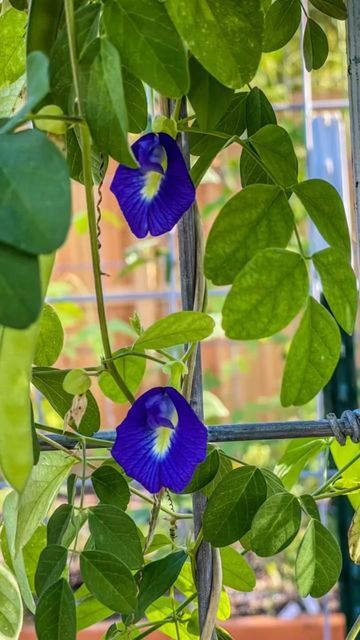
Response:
[188,58,233,130]
[98,350,146,404]
[249,124,298,187]
[104,0,189,97]
[205,185,294,285]
[222,249,308,340]
[303,18,329,71]
[88,505,143,569]
[135,551,187,620]
[182,447,220,494]
[34,304,64,366]
[0,562,23,640]
[35,545,67,596]
[123,67,147,133]
[91,465,130,510]
[85,39,135,166]
[274,438,328,489]
[135,311,215,350]
[75,584,113,631]
[261,468,286,497]
[80,550,137,614]
[309,0,347,19]
[348,507,360,564]
[166,0,263,89]
[0,129,71,253]
[35,105,67,135]
[203,466,267,546]
[66,127,107,186]
[281,297,341,406]
[0,8,26,87]
[220,547,256,592]
[216,628,234,640]
[240,149,272,187]
[201,453,233,498]
[296,519,342,597]
[35,578,76,640]
[32,368,100,436]
[63,369,91,395]
[47,504,74,547]
[293,179,350,257]
[0,243,41,328]
[251,492,301,556]
[263,0,301,52]
[331,439,360,509]
[190,92,248,156]
[313,247,357,334]
[245,87,276,136]
[1,51,50,134]
[2,491,35,613]
[299,495,320,521]
[15,451,76,552]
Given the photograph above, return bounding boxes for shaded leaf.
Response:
[296,519,342,597]
[205,185,294,285]
[203,466,267,546]
[263,0,301,52]
[166,0,263,89]
[309,0,347,19]
[188,57,233,130]
[223,249,308,340]
[182,447,220,494]
[91,465,130,510]
[104,0,189,97]
[135,551,187,619]
[89,505,143,569]
[293,179,350,257]
[251,492,301,556]
[35,578,76,640]
[80,550,137,614]
[281,297,341,406]
[0,243,41,329]
[303,18,329,71]
[313,247,357,334]
[245,87,276,136]
[35,545,67,596]
[249,124,298,187]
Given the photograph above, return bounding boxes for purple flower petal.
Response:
[110,133,195,238]
[111,386,207,494]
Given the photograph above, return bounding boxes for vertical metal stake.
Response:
[177,102,217,639]
[347,0,360,270]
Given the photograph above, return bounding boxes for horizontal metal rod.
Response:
[37,414,356,450]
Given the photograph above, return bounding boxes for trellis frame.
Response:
[37,7,360,638]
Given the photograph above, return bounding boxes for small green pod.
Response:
[0,254,54,492]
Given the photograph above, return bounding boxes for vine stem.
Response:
[313,450,360,496]
[347,615,360,640]
[63,0,134,404]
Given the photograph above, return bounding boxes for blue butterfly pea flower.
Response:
[110,133,195,238]
[111,386,207,494]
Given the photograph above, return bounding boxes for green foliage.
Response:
[313,247,357,334]
[88,505,143,569]
[91,465,130,510]
[63,369,91,395]
[222,249,309,340]
[182,447,220,493]
[35,579,76,640]
[47,504,75,547]
[135,551,187,619]
[309,0,347,20]
[0,562,23,640]
[281,297,341,406]
[220,547,256,592]
[98,351,146,403]
[0,8,26,87]
[188,57,234,130]
[32,368,100,436]
[35,545,67,596]
[251,492,302,556]
[203,466,267,546]
[34,304,64,367]
[263,0,301,53]
[248,124,298,187]
[135,311,215,349]
[296,519,342,597]
[275,438,328,489]
[245,87,277,136]
[293,179,350,256]
[205,185,294,285]
[80,550,137,613]
[104,0,189,97]
[166,0,263,89]
[303,19,329,71]
[86,39,136,166]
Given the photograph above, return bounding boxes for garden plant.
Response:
[1,0,360,639]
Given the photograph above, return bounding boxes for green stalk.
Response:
[313,450,360,497]
[63,0,134,404]
[347,615,360,640]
